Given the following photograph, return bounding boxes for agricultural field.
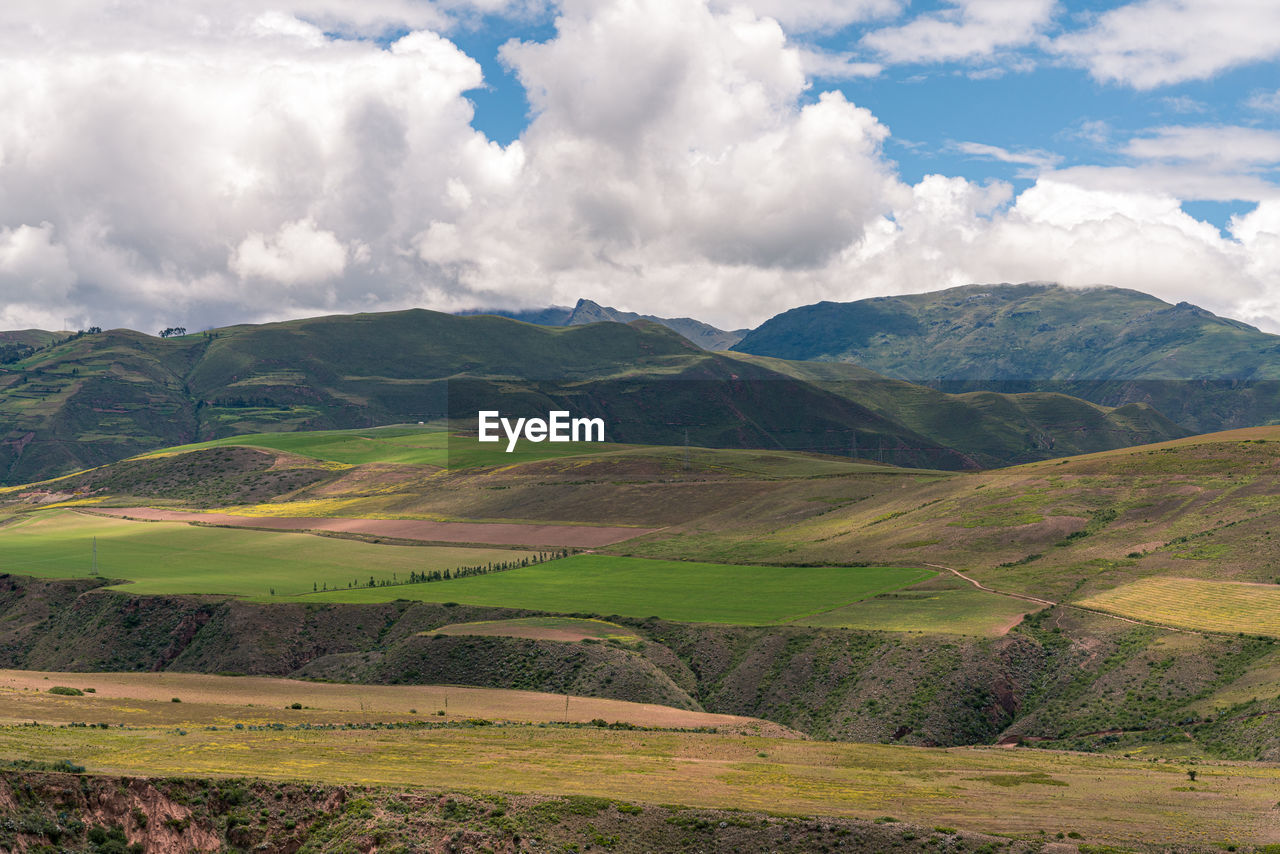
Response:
[1078,577,1280,637]
[0,510,538,601]
[1,718,1276,847]
[0,669,769,733]
[154,425,638,470]
[304,554,935,625]
[429,616,644,643]
[792,576,1044,636]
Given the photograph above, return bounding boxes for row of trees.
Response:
[300,549,576,594]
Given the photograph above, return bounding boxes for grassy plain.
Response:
[1078,577,1280,637]
[0,510,536,600]
[303,554,934,625]
[793,579,1044,636]
[0,669,763,732]
[429,616,643,643]
[2,721,1276,846]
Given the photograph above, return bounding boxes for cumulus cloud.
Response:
[862,0,1057,64]
[1,0,1280,337]
[230,219,348,284]
[1054,0,1280,89]
[718,0,904,31]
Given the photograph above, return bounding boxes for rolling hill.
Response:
[0,308,1187,484]
[461,297,749,350]
[731,282,1280,432]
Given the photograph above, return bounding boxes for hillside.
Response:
[462,297,749,350]
[732,283,1280,432]
[0,308,1188,484]
[2,425,1280,760]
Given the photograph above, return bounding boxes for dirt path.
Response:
[924,563,1200,635]
[88,507,657,549]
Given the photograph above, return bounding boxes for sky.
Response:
[0,0,1278,334]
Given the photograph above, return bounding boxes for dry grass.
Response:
[428,616,642,643]
[1078,577,1280,637]
[1,721,1276,846]
[0,669,781,735]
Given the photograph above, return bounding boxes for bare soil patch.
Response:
[91,507,656,547]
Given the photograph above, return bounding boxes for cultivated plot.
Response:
[304,554,934,625]
[0,669,769,732]
[1078,577,1280,637]
[794,586,1043,636]
[0,510,538,601]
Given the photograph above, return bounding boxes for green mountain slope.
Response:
[0,308,1187,484]
[464,297,748,350]
[731,283,1280,431]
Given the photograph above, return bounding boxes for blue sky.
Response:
[0,0,1278,333]
[455,1,1278,231]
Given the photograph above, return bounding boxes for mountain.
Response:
[463,298,748,350]
[0,308,1186,484]
[731,282,1280,432]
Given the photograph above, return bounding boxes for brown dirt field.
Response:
[90,507,657,548]
[0,669,794,736]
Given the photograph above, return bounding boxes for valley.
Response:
[0,293,1279,851]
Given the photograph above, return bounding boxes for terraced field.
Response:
[1078,577,1280,637]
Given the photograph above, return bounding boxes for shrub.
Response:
[48,686,83,696]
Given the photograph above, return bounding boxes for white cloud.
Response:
[2,0,1280,338]
[1124,125,1280,168]
[230,219,348,284]
[954,141,1062,170]
[796,48,882,79]
[862,0,1057,64]
[1246,89,1280,113]
[1053,0,1280,89]
[716,0,904,31]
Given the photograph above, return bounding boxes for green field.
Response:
[0,510,536,601]
[150,425,894,477]
[151,425,636,470]
[429,616,643,643]
[304,554,934,624]
[793,583,1044,635]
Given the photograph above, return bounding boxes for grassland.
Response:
[1078,577,1280,637]
[0,669,767,732]
[2,720,1276,846]
[792,576,1044,636]
[152,424,897,477]
[429,616,643,643]
[154,426,645,470]
[303,555,934,625]
[0,510,537,600]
